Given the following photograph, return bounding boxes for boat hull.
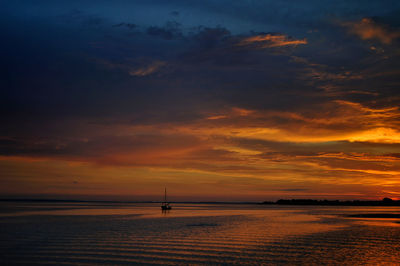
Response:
[161,205,171,210]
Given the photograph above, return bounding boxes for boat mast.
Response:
[164,187,167,203]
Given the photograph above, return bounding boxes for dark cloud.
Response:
[191,26,231,46]
[112,23,136,30]
[58,8,107,27]
[170,11,180,17]
[0,133,203,161]
[146,21,183,40]
[385,153,400,159]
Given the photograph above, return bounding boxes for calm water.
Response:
[1,202,400,265]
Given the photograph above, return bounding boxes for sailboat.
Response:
[161,187,172,210]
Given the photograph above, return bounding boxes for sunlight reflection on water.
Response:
[0,202,399,265]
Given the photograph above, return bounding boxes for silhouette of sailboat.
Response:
[161,188,172,210]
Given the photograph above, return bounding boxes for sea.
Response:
[0,202,399,265]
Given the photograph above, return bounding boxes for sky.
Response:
[1,0,400,201]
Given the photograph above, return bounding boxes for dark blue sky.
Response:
[2,0,399,119]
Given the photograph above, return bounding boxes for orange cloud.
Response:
[343,18,400,44]
[3,100,400,200]
[237,34,307,48]
[347,128,400,143]
[196,100,400,144]
[206,115,227,120]
[311,152,400,163]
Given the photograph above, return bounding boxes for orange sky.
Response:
[1,100,400,201]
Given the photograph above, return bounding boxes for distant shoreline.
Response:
[261,198,400,206]
[0,198,399,206]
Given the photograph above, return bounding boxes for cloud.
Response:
[343,18,400,44]
[192,26,231,46]
[347,128,400,143]
[206,115,227,120]
[278,188,309,192]
[170,11,179,17]
[129,61,167,76]
[112,22,136,30]
[237,34,307,49]
[180,29,307,66]
[2,116,400,199]
[146,21,183,40]
[95,58,167,77]
[290,56,366,97]
[193,99,400,144]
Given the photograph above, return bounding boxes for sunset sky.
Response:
[1,0,400,201]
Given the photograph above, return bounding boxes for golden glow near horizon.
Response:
[1,99,400,201]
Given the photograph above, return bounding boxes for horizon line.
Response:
[1,197,397,204]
